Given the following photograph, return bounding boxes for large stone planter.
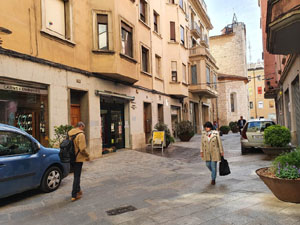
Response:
[256,167,300,203]
[261,146,294,156]
[178,134,194,142]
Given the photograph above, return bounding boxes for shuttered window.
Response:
[191,65,197,84]
[141,46,149,73]
[45,0,66,36]
[170,22,176,41]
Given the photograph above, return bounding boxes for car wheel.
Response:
[40,166,62,193]
[241,145,247,155]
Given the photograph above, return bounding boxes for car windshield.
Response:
[247,121,275,132]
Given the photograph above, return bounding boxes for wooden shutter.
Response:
[170,22,175,41]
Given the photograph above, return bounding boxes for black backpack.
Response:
[59,132,82,163]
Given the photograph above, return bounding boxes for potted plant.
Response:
[261,125,294,156]
[229,121,239,133]
[175,121,194,142]
[151,122,175,147]
[256,148,300,203]
[220,125,230,135]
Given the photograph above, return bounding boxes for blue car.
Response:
[0,123,70,198]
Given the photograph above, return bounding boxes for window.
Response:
[191,65,197,84]
[169,0,175,3]
[0,131,33,156]
[140,0,148,24]
[155,55,161,78]
[258,101,264,109]
[213,73,217,89]
[121,22,133,58]
[153,11,160,33]
[182,64,186,83]
[141,46,149,73]
[206,66,210,85]
[171,61,177,82]
[97,14,108,50]
[43,0,72,40]
[250,102,253,109]
[170,22,176,41]
[230,93,236,112]
[258,87,262,94]
[180,26,185,45]
[179,0,183,9]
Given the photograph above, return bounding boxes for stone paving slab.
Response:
[1,134,300,225]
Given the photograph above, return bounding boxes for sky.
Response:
[206,0,263,64]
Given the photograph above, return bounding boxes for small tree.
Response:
[49,125,73,148]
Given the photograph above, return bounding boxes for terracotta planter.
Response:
[178,134,193,142]
[261,146,294,156]
[256,167,300,203]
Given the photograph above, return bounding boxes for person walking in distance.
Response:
[68,121,90,201]
[200,122,224,185]
[237,116,246,134]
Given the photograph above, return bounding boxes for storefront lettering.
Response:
[0,84,47,95]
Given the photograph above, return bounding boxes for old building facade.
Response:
[0,0,217,155]
[262,0,300,145]
[248,62,276,120]
[209,21,249,126]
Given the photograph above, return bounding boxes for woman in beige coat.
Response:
[200,122,224,185]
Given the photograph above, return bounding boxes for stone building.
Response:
[0,0,217,155]
[248,62,276,120]
[209,19,250,126]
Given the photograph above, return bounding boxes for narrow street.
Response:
[1,134,299,225]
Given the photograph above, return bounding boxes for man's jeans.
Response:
[206,161,217,181]
[71,162,83,198]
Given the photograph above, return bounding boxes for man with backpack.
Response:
[68,121,89,202]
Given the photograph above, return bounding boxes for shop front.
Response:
[0,78,49,146]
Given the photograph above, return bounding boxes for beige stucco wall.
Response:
[0,0,218,150]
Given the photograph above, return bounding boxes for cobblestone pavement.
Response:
[1,134,300,225]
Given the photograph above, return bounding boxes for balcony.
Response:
[189,45,216,65]
[191,22,201,39]
[266,0,300,54]
[189,83,218,98]
[200,34,209,48]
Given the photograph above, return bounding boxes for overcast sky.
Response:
[206,0,262,64]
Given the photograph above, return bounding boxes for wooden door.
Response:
[71,104,81,127]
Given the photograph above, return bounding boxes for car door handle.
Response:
[0,164,6,167]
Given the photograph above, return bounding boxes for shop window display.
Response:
[0,90,48,146]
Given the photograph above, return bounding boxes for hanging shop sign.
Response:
[0,84,48,95]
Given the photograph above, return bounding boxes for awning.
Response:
[95,90,135,101]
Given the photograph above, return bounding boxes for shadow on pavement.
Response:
[0,189,42,207]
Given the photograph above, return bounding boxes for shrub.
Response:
[153,122,175,146]
[271,148,300,179]
[175,121,194,141]
[220,126,230,134]
[264,125,291,147]
[49,125,73,148]
[229,121,239,133]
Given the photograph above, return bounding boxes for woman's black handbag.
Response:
[219,156,231,176]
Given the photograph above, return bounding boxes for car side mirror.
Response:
[33,142,41,152]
